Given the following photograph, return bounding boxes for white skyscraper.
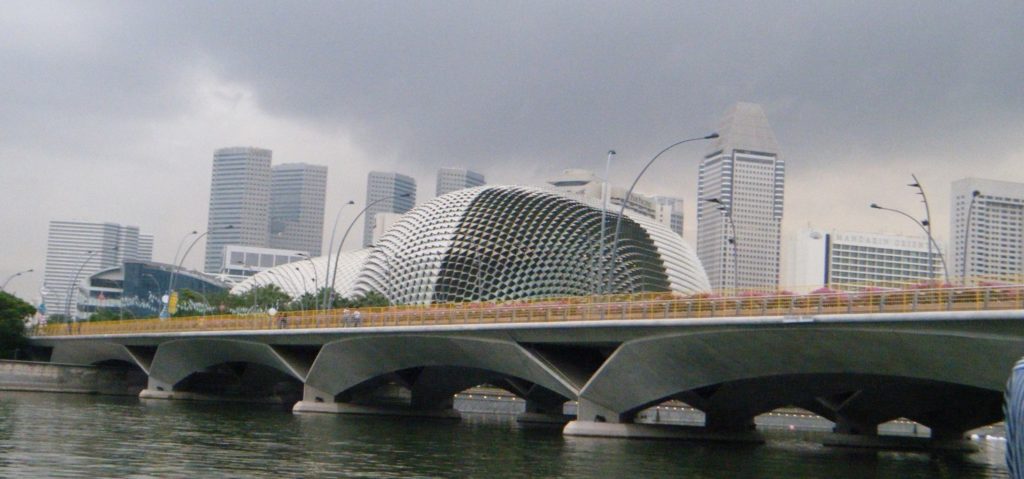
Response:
[204,147,272,273]
[786,228,941,292]
[652,196,685,237]
[364,171,417,247]
[436,167,485,197]
[697,102,785,291]
[43,220,152,318]
[270,163,328,256]
[951,178,1024,283]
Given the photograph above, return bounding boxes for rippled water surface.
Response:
[0,392,1009,478]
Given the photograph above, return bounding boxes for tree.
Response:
[0,291,33,359]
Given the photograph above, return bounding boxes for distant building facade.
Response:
[270,163,327,256]
[79,261,228,318]
[951,178,1024,283]
[546,169,677,231]
[652,196,685,236]
[787,228,941,292]
[363,171,416,247]
[436,167,485,197]
[204,147,273,273]
[43,220,152,319]
[697,102,785,291]
[219,245,310,282]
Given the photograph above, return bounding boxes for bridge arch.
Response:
[146,339,307,395]
[304,335,578,410]
[578,327,1023,434]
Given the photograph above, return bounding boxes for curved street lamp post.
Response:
[870,203,950,284]
[1,268,34,292]
[321,200,355,310]
[64,249,110,327]
[705,198,739,292]
[606,133,718,294]
[324,193,413,310]
[163,225,233,318]
[962,190,982,285]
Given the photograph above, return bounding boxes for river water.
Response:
[0,392,1008,478]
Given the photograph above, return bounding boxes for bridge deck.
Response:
[34,285,1024,337]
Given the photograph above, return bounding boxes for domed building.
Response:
[353,186,710,304]
[235,186,710,305]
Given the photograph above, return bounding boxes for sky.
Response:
[1,1,1022,301]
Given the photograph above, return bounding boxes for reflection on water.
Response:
[0,392,1008,478]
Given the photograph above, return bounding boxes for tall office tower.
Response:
[42,221,152,318]
[364,171,417,247]
[951,178,1024,283]
[652,196,685,236]
[697,102,785,292]
[436,167,485,197]
[270,163,328,256]
[203,147,272,273]
[787,228,941,292]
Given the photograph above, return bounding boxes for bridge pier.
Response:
[292,385,460,418]
[563,399,764,443]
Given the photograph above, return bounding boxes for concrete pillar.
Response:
[293,384,459,418]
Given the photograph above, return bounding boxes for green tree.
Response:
[0,291,33,359]
[87,308,135,322]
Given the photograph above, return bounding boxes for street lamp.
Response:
[705,198,739,292]
[907,174,945,282]
[322,200,356,307]
[870,203,950,284]
[597,150,615,295]
[1,268,34,292]
[64,248,115,326]
[606,133,718,293]
[172,230,199,266]
[324,193,413,310]
[163,225,233,318]
[962,190,982,285]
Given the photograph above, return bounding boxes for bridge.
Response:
[29,285,1024,446]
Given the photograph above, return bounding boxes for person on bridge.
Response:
[352,310,362,326]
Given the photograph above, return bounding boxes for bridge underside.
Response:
[38,316,1024,446]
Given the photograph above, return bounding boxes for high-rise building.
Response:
[652,196,685,236]
[364,171,417,247]
[436,167,485,197]
[786,228,941,292]
[42,220,152,319]
[546,169,663,221]
[270,163,328,256]
[203,147,273,273]
[951,178,1024,283]
[697,102,785,291]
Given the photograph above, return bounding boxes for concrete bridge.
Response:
[28,287,1024,446]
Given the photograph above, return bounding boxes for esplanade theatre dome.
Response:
[352,185,710,304]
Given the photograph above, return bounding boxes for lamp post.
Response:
[907,174,945,282]
[606,133,718,293]
[322,200,355,308]
[705,198,739,292]
[163,225,233,318]
[1,268,34,292]
[324,193,412,310]
[961,190,982,285]
[870,203,950,284]
[598,150,616,295]
[172,230,199,266]
[64,249,108,326]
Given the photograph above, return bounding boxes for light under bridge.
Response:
[29,286,1024,446]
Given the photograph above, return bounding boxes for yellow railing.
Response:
[34,285,1024,337]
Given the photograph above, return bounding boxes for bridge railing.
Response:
[33,284,1024,337]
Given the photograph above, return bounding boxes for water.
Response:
[0,392,1008,478]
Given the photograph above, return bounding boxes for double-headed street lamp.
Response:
[961,190,982,285]
[162,225,233,318]
[322,200,356,305]
[323,193,413,310]
[606,133,718,293]
[1,268,34,292]
[705,198,739,292]
[870,203,950,284]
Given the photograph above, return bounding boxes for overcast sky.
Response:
[1,1,1022,301]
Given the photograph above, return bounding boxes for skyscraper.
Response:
[364,171,417,247]
[203,147,272,273]
[43,220,152,318]
[652,196,685,236]
[951,178,1024,283]
[697,102,785,291]
[436,167,485,197]
[270,163,328,256]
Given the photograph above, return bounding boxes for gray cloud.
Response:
[1,1,1021,299]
